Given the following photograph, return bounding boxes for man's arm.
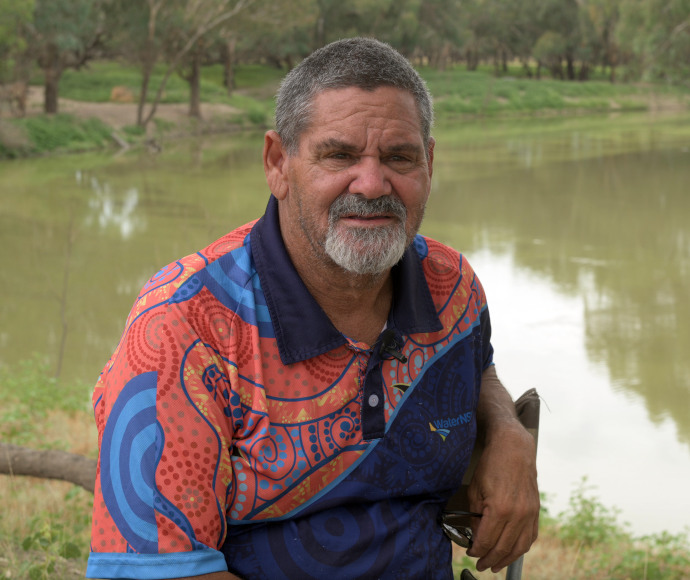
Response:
[466,365,540,573]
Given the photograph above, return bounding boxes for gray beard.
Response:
[324,195,409,275]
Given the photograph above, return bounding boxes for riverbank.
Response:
[1,61,689,159]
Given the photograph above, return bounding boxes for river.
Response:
[1,111,689,537]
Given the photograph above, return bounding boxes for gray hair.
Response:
[275,37,434,156]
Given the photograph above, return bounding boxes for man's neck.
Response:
[287,245,394,346]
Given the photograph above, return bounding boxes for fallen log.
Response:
[0,443,96,493]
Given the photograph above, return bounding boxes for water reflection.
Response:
[80,170,144,239]
[429,124,690,456]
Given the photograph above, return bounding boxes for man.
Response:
[87,38,538,580]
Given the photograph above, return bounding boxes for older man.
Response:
[87,38,538,580]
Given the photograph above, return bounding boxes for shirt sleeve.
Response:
[466,256,495,370]
[87,283,235,578]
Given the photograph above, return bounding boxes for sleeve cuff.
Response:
[86,549,227,579]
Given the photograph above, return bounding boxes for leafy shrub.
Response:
[558,476,626,547]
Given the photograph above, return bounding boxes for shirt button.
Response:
[368,394,379,407]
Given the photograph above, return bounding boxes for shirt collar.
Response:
[251,195,442,365]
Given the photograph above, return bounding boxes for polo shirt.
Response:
[87,195,494,580]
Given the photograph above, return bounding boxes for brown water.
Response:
[1,112,689,536]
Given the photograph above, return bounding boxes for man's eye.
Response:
[387,155,415,166]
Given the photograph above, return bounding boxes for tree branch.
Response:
[0,443,96,493]
[141,0,254,126]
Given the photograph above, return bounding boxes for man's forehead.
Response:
[304,87,424,136]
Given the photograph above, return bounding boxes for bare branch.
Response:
[0,443,96,493]
[141,0,254,126]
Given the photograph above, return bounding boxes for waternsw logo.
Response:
[429,411,473,442]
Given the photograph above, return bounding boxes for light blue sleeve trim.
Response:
[86,549,227,579]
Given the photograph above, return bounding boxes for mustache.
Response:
[328,194,407,222]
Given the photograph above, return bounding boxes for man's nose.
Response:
[349,157,392,198]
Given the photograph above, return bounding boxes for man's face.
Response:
[268,86,434,276]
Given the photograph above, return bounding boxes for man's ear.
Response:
[427,137,435,180]
[263,130,290,200]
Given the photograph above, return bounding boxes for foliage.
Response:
[0,484,92,580]
[557,476,626,547]
[0,0,34,82]
[0,355,91,446]
[549,477,690,579]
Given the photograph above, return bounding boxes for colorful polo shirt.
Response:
[87,195,494,580]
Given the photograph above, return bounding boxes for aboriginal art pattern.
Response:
[87,199,492,580]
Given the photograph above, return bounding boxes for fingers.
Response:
[466,494,540,572]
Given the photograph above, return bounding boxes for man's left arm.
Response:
[466,365,540,573]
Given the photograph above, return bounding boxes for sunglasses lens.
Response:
[442,523,473,549]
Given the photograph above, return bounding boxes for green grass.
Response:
[420,65,684,118]
[2,59,688,159]
[56,60,283,105]
[0,114,113,158]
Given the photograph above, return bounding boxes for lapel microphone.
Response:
[379,328,408,363]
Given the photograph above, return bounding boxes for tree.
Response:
[618,0,690,85]
[109,0,255,128]
[415,0,465,69]
[537,0,581,80]
[585,0,622,81]
[533,30,568,78]
[26,0,107,113]
[0,0,34,83]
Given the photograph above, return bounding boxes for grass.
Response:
[2,59,689,158]
[1,358,689,579]
[420,65,685,118]
[0,114,113,158]
[0,357,95,579]
[56,60,283,105]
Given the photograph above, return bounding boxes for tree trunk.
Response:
[223,36,237,96]
[43,55,62,114]
[188,50,202,119]
[566,54,575,80]
[0,443,96,493]
[578,63,589,81]
[138,56,154,127]
[522,60,533,78]
[466,48,478,71]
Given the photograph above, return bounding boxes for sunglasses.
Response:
[441,510,482,549]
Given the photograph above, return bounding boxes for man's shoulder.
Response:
[128,220,258,319]
[414,234,468,274]
[414,234,485,299]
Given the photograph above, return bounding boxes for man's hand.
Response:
[466,366,540,572]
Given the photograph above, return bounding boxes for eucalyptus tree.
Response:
[215,0,315,93]
[415,0,465,69]
[534,0,581,79]
[618,0,690,85]
[110,0,255,127]
[584,0,622,81]
[26,0,107,113]
[0,0,34,83]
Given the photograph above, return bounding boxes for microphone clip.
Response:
[379,329,408,364]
